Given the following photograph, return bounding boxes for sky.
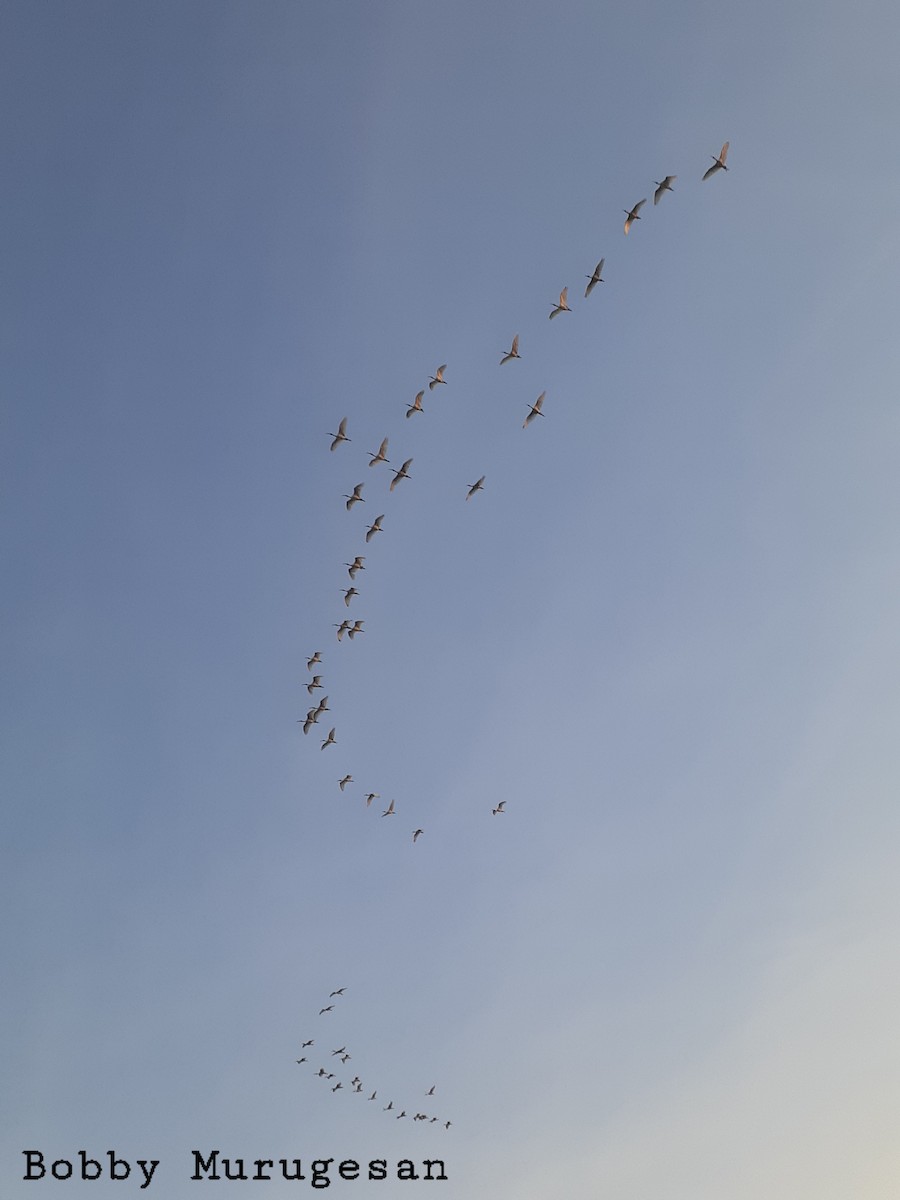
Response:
[2,1,900,1196]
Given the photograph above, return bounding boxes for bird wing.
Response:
[719,141,729,164]
[634,198,646,214]
[534,391,545,413]
[338,417,347,436]
[560,287,568,305]
[511,334,519,354]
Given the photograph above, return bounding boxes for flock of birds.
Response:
[295,989,453,1130]
[296,141,731,1122]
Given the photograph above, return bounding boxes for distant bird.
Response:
[413,829,423,843]
[342,587,358,607]
[339,774,352,791]
[307,651,322,671]
[320,727,337,750]
[364,792,379,807]
[332,1082,342,1092]
[390,458,413,491]
[382,799,395,817]
[345,556,365,579]
[295,1057,307,1064]
[500,334,520,365]
[523,391,546,428]
[426,1085,436,1096]
[492,801,506,815]
[344,482,365,510]
[328,417,350,451]
[624,199,646,234]
[406,390,425,418]
[428,365,447,390]
[584,258,605,297]
[365,515,384,542]
[301,715,315,735]
[466,476,485,501]
[334,620,352,641]
[396,1111,406,1119]
[331,1046,346,1056]
[653,175,676,204]
[383,1101,393,1111]
[354,1082,362,1092]
[329,988,345,997]
[315,696,329,716]
[316,1068,327,1077]
[307,675,323,694]
[368,438,390,467]
[301,1039,314,1048]
[369,1091,377,1101]
[347,620,364,639]
[319,1005,334,1015]
[702,141,729,180]
[549,287,571,319]
[444,1121,451,1130]
[341,1053,351,1064]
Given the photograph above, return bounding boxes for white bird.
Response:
[334,620,352,641]
[492,801,506,815]
[624,199,646,234]
[364,792,379,807]
[365,515,384,542]
[328,417,350,451]
[347,620,365,639]
[320,727,337,750]
[549,287,571,319]
[653,175,676,204]
[428,365,447,390]
[307,651,322,671]
[584,258,605,297]
[500,334,520,365]
[382,799,395,817]
[339,774,352,791]
[406,390,425,418]
[390,458,412,491]
[466,476,485,500]
[413,829,423,843]
[345,557,365,579]
[343,482,365,510]
[301,715,315,735]
[523,391,546,428]
[315,695,329,716]
[368,438,390,467]
[702,141,729,180]
[307,675,323,694]
[342,587,358,607]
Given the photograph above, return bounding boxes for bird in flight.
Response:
[319,1005,334,1015]
[428,365,447,390]
[653,175,676,204]
[331,1046,347,1056]
[406,390,425,418]
[624,199,646,234]
[368,438,390,467]
[584,258,605,297]
[342,587,358,607]
[390,458,413,491]
[345,556,365,579]
[339,774,353,791]
[301,1039,314,1048]
[702,141,729,180]
[383,1101,393,1111]
[295,1057,307,1064]
[500,334,520,365]
[307,675,323,694]
[492,801,506,815]
[364,792,379,807]
[466,476,485,501]
[314,696,329,716]
[329,988,346,997]
[426,1085,436,1096]
[301,712,317,735]
[523,392,546,428]
[347,619,365,639]
[365,515,384,543]
[549,287,571,319]
[413,829,423,843]
[382,799,395,817]
[328,417,350,451]
[332,1082,342,1092]
[320,727,337,750]
[344,482,365,510]
[307,651,322,671]
[334,620,352,641]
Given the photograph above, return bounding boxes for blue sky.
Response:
[3,2,900,1196]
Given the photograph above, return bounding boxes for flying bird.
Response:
[500,334,520,365]
[406,390,425,418]
[702,141,729,180]
[523,392,546,428]
[390,459,413,491]
[331,1046,347,1056]
[301,1040,314,1048]
[314,696,329,716]
[624,199,646,234]
[428,365,447,390]
[344,482,365,510]
[365,515,384,542]
[364,792,379,807]
[307,651,322,671]
[549,287,571,319]
[338,774,353,791]
[328,417,350,451]
[492,801,506,815]
[319,1005,334,1015]
[653,175,676,204]
[369,1092,377,1101]
[584,258,605,297]
[307,675,323,694]
[426,1085,436,1096]
[329,988,345,997]
[334,620,352,641]
[368,438,390,467]
[345,557,365,579]
[295,1057,307,1064]
[347,620,364,639]
[320,728,337,750]
[332,1082,342,1092]
[413,829,423,843]
[382,799,395,817]
[466,476,485,501]
[342,587,358,607]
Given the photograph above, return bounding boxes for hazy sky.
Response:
[3,2,900,1197]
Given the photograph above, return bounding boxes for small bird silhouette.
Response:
[702,141,729,180]
[584,258,605,297]
[329,988,345,997]
[624,199,646,234]
[368,438,390,467]
[347,620,364,640]
[339,774,353,791]
[320,728,337,750]
[500,334,520,365]
[653,175,676,204]
[390,459,413,491]
[302,1039,314,1048]
[328,417,350,451]
[342,587,358,607]
[334,620,352,641]
[428,365,447,390]
[549,287,571,319]
[492,801,506,815]
[364,792,379,807]
[307,675,323,694]
[319,1005,334,1015]
[413,829,423,843]
[307,651,322,671]
[343,482,365,510]
[345,557,365,579]
[365,515,384,542]
[382,799,395,817]
[466,476,485,501]
[523,392,546,428]
[406,390,425,418]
